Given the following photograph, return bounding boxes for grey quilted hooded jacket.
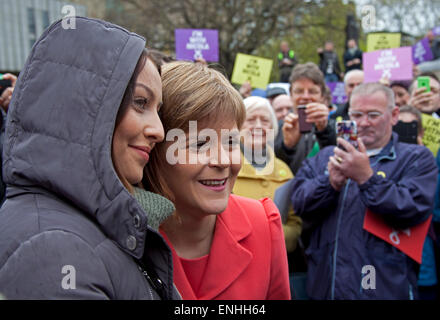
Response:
[0,17,179,300]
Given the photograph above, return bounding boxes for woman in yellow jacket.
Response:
[233,96,302,253]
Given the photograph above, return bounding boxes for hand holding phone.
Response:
[282,112,301,149]
[297,105,313,133]
[0,73,17,112]
[417,76,431,93]
[336,120,358,150]
[0,74,12,96]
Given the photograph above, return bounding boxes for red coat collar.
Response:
[160,195,254,300]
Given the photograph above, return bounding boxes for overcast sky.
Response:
[354,0,440,37]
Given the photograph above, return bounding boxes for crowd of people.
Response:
[0,16,439,301]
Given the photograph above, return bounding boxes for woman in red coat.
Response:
[144,61,290,300]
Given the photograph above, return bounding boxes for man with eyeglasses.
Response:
[274,63,336,175]
[290,83,437,299]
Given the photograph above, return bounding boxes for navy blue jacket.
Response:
[291,133,437,299]
[343,48,363,72]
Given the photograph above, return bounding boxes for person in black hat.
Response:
[266,86,287,105]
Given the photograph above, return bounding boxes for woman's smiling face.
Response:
[161,119,242,218]
[112,58,164,187]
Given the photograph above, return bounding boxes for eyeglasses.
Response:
[291,88,321,96]
[348,110,384,121]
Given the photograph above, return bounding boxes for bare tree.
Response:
[106,0,347,77]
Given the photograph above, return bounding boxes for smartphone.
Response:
[393,120,418,144]
[417,76,431,93]
[297,105,313,133]
[336,120,358,149]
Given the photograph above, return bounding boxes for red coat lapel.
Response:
[161,196,254,300]
[197,199,253,299]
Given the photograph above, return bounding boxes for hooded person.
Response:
[0,17,179,299]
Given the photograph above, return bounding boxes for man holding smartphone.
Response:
[274,62,336,175]
[290,83,437,299]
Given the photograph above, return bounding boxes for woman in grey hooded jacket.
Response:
[0,17,179,299]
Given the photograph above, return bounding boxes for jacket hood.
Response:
[3,17,152,258]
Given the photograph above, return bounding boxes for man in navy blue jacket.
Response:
[291,83,438,299]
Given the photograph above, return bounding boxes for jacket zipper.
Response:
[330,144,396,299]
[137,261,166,300]
[330,180,351,300]
[141,269,154,299]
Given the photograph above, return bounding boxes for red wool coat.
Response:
[160,195,291,300]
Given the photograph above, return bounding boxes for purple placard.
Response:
[412,37,434,64]
[175,29,219,62]
[363,47,413,83]
[327,82,347,105]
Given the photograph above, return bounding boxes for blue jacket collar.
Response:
[370,132,398,165]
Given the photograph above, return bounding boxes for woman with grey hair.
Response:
[233,96,302,256]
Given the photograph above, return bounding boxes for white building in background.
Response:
[0,0,87,72]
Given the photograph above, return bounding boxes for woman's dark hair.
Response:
[116,48,162,126]
[148,49,175,64]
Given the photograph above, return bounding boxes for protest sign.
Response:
[327,82,347,104]
[231,54,273,89]
[412,37,434,64]
[421,113,440,157]
[175,29,219,62]
[363,47,413,83]
[363,209,432,264]
[366,33,401,52]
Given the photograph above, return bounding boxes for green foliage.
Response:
[105,0,359,84]
[255,0,357,83]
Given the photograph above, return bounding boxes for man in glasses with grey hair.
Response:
[289,82,437,299]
